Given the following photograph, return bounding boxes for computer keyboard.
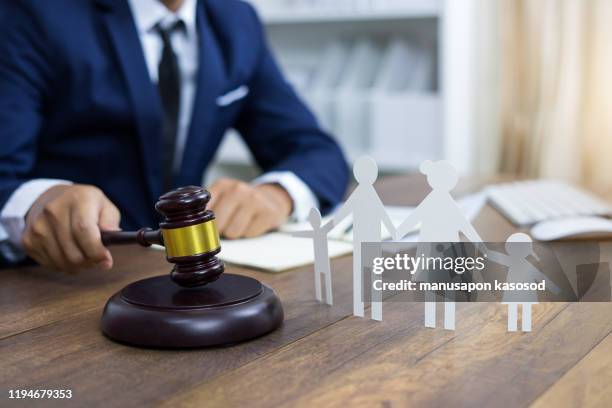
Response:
[486,180,612,226]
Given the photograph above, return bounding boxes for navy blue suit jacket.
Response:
[0,0,348,230]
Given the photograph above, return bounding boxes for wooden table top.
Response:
[2,175,612,407]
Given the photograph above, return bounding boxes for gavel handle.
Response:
[101,228,164,248]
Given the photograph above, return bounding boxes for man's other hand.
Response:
[208,179,292,239]
[22,184,120,272]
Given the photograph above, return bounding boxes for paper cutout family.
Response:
[294,156,559,332]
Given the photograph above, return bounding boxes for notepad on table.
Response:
[218,233,353,272]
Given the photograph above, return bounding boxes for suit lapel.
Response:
[177,1,227,185]
[96,0,163,203]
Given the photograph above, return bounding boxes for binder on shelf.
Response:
[310,41,352,92]
[373,38,433,93]
[335,39,384,151]
[304,40,352,133]
[369,37,439,169]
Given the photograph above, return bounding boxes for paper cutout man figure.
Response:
[292,208,335,305]
[396,160,483,330]
[486,233,560,332]
[334,156,396,321]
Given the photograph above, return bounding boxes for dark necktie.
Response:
[155,21,184,191]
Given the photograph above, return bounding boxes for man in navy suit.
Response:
[0,0,348,272]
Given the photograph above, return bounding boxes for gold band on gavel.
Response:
[161,220,221,258]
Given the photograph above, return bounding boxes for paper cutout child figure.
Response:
[334,156,396,321]
[396,160,483,330]
[292,208,335,305]
[486,233,560,332]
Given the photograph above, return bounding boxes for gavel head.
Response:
[155,186,225,287]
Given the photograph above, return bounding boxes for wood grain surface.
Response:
[1,175,611,407]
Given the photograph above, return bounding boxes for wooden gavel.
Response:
[101,186,224,288]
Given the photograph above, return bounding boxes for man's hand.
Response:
[22,184,121,272]
[208,179,293,239]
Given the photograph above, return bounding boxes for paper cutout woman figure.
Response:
[292,208,335,305]
[396,160,483,330]
[486,233,560,332]
[334,156,396,321]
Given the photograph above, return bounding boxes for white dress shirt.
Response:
[0,0,317,247]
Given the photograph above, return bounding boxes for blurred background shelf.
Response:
[258,0,442,24]
[209,0,490,183]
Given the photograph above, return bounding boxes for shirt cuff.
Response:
[252,171,319,222]
[0,179,73,246]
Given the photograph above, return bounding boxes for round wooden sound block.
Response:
[101,274,284,348]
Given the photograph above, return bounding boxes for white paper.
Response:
[218,233,353,272]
